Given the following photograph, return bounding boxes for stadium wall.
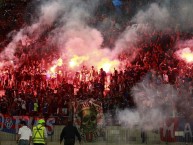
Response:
[0,125,164,145]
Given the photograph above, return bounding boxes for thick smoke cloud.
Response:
[0,1,151,67]
[1,0,193,130]
[171,0,193,31]
[112,6,193,125]
[117,70,193,131]
[46,0,114,69]
[113,3,171,62]
[0,0,64,66]
[113,23,149,61]
[117,73,178,130]
[1,0,193,67]
[113,0,193,60]
[132,4,170,30]
[131,0,193,31]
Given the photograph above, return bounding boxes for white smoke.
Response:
[117,72,178,130]
[112,3,171,64]
[0,0,64,66]
[132,3,170,30]
[117,109,140,128]
[113,23,150,61]
[172,0,193,31]
[46,0,108,66]
[1,0,193,69]
[132,1,193,31]
[0,0,192,133]
[113,1,193,64]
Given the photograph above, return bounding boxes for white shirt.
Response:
[21,100,26,110]
[163,73,169,82]
[18,126,32,140]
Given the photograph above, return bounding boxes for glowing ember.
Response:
[176,47,193,63]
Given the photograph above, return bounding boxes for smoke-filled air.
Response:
[1,0,193,134]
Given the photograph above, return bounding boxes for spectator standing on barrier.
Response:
[32,119,48,145]
[60,120,81,145]
[16,120,32,145]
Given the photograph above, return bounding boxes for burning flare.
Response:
[69,55,89,68]
[47,58,63,78]
[176,47,193,63]
[97,58,120,73]
[57,58,63,66]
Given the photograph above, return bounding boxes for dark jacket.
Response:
[60,123,81,145]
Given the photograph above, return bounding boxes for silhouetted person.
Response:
[60,120,81,145]
[141,128,147,144]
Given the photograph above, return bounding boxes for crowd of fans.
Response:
[0,0,193,121]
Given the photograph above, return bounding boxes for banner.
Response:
[74,99,105,142]
[0,113,56,135]
[160,117,193,143]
